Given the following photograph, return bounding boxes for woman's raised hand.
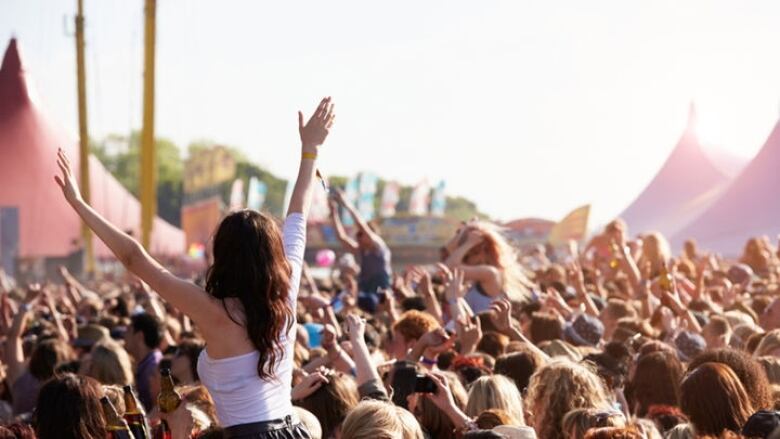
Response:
[299,97,335,151]
[53,148,82,205]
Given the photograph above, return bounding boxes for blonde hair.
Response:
[86,340,134,386]
[340,400,424,439]
[758,356,780,385]
[465,375,525,423]
[295,406,323,439]
[101,385,125,415]
[525,360,611,439]
[561,408,625,439]
[755,329,780,357]
[639,232,671,276]
[465,221,531,301]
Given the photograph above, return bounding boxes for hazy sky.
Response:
[3,1,780,226]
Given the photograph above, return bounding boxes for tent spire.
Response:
[1,38,22,74]
[687,100,698,131]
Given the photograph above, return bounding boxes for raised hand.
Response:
[418,328,454,355]
[54,148,82,205]
[291,370,330,400]
[489,299,514,334]
[345,314,366,343]
[444,269,467,302]
[299,97,335,151]
[456,315,482,355]
[425,372,457,412]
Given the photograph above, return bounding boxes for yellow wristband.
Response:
[302,151,317,160]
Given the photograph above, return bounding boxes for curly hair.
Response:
[205,210,293,379]
[392,310,440,343]
[525,360,611,439]
[686,348,772,410]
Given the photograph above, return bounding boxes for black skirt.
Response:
[224,415,311,439]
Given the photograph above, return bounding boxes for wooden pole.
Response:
[75,0,95,273]
[140,0,157,250]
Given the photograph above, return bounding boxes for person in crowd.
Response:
[124,312,164,409]
[561,408,626,439]
[171,339,205,385]
[329,188,393,312]
[34,373,105,439]
[79,338,135,386]
[584,219,628,269]
[52,97,336,437]
[525,360,612,439]
[686,348,773,411]
[340,400,424,439]
[465,375,525,422]
[442,221,531,312]
[680,362,754,436]
[625,351,683,417]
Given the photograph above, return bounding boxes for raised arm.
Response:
[333,189,384,247]
[328,199,359,252]
[53,149,219,329]
[287,97,335,218]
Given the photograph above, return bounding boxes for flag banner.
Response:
[357,172,378,221]
[409,179,431,216]
[548,204,591,246]
[246,177,268,211]
[430,180,447,217]
[380,181,401,217]
[228,178,245,212]
[341,175,360,226]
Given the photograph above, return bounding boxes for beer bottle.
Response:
[154,368,182,439]
[123,385,151,439]
[609,241,621,269]
[658,260,673,293]
[100,396,135,439]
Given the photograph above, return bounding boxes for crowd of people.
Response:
[2,97,780,438]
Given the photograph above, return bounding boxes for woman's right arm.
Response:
[53,149,221,328]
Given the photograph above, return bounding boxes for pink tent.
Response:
[618,105,742,238]
[672,118,780,254]
[0,38,184,259]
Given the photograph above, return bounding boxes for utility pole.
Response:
[75,0,95,273]
[140,0,157,249]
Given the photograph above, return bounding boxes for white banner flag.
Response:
[229,178,245,212]
[246,177,268,211]
[409,179,431,216]
[380,181,401,217]
[430,180,446,216]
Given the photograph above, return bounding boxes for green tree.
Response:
[91,131,183,226]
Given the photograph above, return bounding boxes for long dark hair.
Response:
[205,210,293,379]
[34,373,106,439]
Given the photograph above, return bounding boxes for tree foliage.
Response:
[91,131,183,226]
[91,133,487,227]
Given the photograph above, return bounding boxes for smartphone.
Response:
[414,374,436,393]
[391,363,418,409]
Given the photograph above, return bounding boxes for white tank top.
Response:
[197,213,306,427]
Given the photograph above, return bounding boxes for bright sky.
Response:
[4,1,780,226]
